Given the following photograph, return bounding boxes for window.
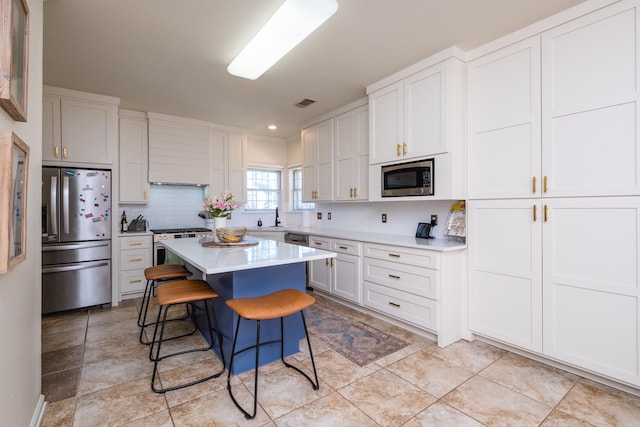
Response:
[291,167,314,211]
[246,168,281,210]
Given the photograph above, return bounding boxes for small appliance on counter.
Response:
[127,215,147,232]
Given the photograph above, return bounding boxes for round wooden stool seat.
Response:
[156,280,219,306]
[226,289,315,320]
[144,264,190,281]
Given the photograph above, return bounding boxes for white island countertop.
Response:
[160,237,336,275]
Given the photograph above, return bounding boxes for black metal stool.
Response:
[149,279,225,393]
[138,264,191,345]
[226,288,318,419]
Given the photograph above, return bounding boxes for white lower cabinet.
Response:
[119,234,152,297]
[468,197,640,387]
[363,243,465,347]
[309,236,362,304]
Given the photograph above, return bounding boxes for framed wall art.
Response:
[0,0,29,122]
[0,130,29,273]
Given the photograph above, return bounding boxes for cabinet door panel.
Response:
[43,96,61,162]
[542,2,640,197]
[61,99,114,165]
[369,81,403,164]
[468,37,541,199]
[333,253,362,304]
[404,65,443,157]
[468,199,542,352]
[543,197,640,385]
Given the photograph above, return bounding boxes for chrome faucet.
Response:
[275,207,281,227]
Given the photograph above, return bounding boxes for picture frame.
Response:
[0,0,29,122]
[0,130,29,273]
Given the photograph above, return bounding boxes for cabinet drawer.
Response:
[120,270,146,294]
[310,236,331,250]
[364,243,440,269]
[364,258,438,299]
[119,249,151,271]
[331,239,362,256]
[120,236,151,250]
[364,281,437,331]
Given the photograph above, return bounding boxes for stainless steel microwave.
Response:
[381,158,434,197]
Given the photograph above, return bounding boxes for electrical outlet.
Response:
[327,212,331,220]
[381,213,387,223]
[317,212,322,220]
[430,214,438,226]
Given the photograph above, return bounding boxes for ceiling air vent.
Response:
[294,98,316,108]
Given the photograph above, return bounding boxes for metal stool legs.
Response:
[226,310,318,419]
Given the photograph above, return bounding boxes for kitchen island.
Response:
[160,236,336,374]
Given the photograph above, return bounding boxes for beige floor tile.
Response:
[338,369,436,427]
[275,391,378,427]
[42,312,88,339]
[387,348,474,398]
[237,363,331,419]
[42,367,82,403]
[171,385,272,426]
[82,332,147,365]
[404,401,484,427]
[86,317,142,343]
[73,378,168,426]
[540,409,596,426]
[426,339,506,373]
[313,349,381,389]
[42,328,86,354]
[555,379,640,426]
[442,376,551,427]
[159,358,227,407]
[479,352,578,406]
[88,305,139,327]
[42,344,84,375]
[120,409,174,427]
[41,397,76,427]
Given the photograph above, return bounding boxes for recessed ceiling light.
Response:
[268,125,277,130]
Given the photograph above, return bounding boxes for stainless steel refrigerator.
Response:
[42,167,112,314]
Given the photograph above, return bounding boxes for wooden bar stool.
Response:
[138,264,191,345]
[226,289,319,419]
[149,279,225,393]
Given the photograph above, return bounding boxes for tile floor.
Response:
[41,294,640,426]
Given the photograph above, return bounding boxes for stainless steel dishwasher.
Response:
[284,232,310,289]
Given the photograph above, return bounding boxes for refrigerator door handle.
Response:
[62,175,70,234]
[50,176,58,236]
[42,241,110,251]
[42,260,110,274]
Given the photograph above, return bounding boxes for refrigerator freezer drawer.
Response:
[42,240,111,266]
[42,260,111,314]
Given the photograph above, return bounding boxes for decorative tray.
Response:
[199,237,259,248]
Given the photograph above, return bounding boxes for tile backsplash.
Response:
[119,184,207,230]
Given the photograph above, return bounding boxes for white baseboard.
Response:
[30,395,46,427]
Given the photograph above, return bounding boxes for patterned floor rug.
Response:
[305,304,410,367]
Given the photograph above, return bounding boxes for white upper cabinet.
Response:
[334,104,368,201]
[147,113,210,185]
[369,58,457,164]
[542,1,640,197]
[119,110,149,203]
[43,86,119,166]
[302,118,333,202]
[467,37,542,199]
[209,131,247,203]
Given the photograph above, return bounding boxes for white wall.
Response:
[0,0,45,425]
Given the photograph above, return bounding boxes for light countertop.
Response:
[248,227,466,252]
[160,237,336,275]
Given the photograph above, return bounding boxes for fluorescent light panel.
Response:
[227,0,338,80]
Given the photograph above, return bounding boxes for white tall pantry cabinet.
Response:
[467,0,640,388]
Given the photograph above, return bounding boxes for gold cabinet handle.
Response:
[338,246,348,250]
[129,242,142,246]
[129,258,142,262]
[388,302,401,308]
[544,205,548,222]
[325,258,329,266]
[403,143,407,156]
[396,143,401,157]
[533,205,537,222]
[55,146,60,158]
[129,279,142,284]
[532,176,537,194]
[353,187,357,198]
[388,253,400,258]
[543,176,548,193]
[350,188,353,198]
[62,147,68,159]
[144,190,147,201]
[388,274,400,279]
[330,258,334,267]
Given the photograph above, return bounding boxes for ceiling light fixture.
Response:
[227,0,338,80]
[268,125,277,130]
